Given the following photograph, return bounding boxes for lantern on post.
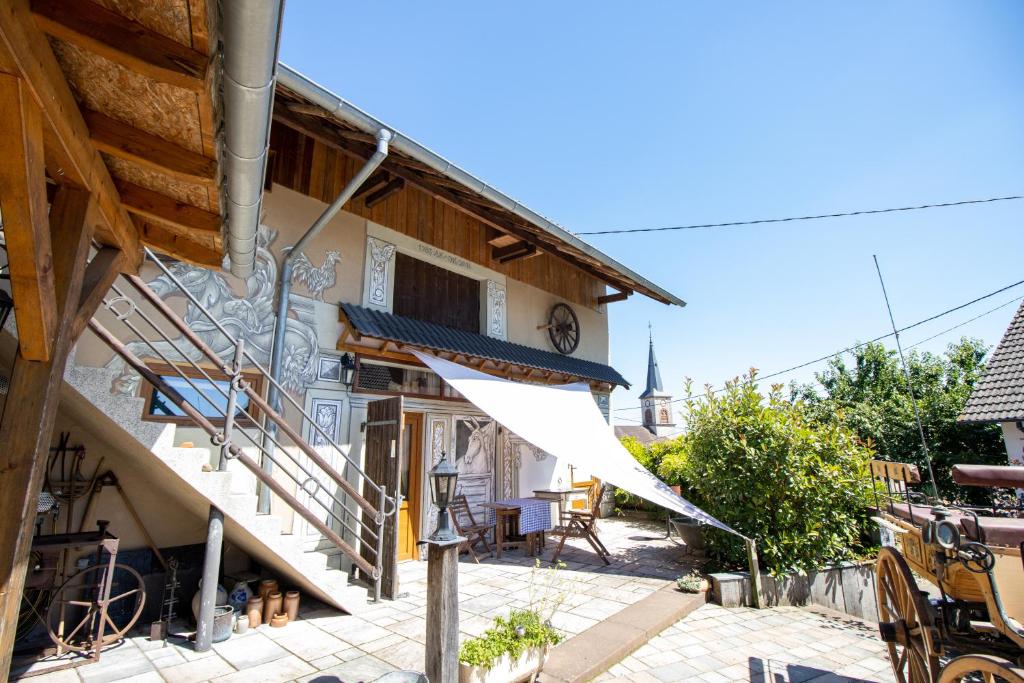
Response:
[339,353,356,389]
[428,452,459,543]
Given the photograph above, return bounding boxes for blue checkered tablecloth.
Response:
[485,498,552,534]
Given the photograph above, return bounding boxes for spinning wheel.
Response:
[938,655,1024,683]
[876,546,942,683]
[46,563,145,653]
[545,303,580,355]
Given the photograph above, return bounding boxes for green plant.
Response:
[458,609,563,668]
[674,371,876,576]
[616,435,688,512]
[676,570,704,593]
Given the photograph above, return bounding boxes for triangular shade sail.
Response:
[412,351,740,538]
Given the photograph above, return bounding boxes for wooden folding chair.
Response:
[549,509,610,565]
[450,495,494,563]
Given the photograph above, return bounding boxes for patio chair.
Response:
[549,509,610,565]
[450,495,494,563]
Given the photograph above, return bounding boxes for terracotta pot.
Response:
[263,591,282,625]
[284,591,300,622]
[269,613,288,628]
[246,596,263,628]
[670,485,682,496]
[258,578,278,602]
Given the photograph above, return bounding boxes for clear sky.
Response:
[279,2,1024,425]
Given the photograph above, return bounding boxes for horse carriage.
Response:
[871,459,1024,682]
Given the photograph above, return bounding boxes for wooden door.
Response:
[361,397,403,598]
[398,413,423,561]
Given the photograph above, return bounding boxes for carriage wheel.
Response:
[938,654,1024,683]
[45,563,145,653]
[876,546,942,683]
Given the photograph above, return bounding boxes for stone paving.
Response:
[597,603,896,683]
[13,516,692,682]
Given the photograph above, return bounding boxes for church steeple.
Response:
[639,325,674,436]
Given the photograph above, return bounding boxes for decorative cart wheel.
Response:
[876,546,942,683]
[46,563,145,653]
[938,654,1024,683]
[546,303,580,355]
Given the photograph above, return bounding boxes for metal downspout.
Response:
[257,129,392,514]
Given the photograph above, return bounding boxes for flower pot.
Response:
[263,591,283,625]
[246,596,263,627]
[269,613,289,628]
[459,646,548,683]
[258,578,278,602]
[284,591,300,622]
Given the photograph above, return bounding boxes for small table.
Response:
[481,498,553,558]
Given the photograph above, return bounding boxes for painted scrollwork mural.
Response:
[486,280,507,340]
[108,225,335,397]
[367,237,396,308]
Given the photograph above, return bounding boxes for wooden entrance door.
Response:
[361,397,403,599]
[398,413,423,561]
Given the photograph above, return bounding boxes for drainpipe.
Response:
[257,128,392,513]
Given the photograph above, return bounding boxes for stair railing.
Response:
[87,248,396,602]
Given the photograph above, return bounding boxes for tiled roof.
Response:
[959,300,1024,423]
[614,425,667,445]
[340,303,630,388]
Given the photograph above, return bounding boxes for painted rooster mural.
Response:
[283,248,341,301]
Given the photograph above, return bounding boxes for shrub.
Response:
[616,435,687,513]
[672,372,876,575]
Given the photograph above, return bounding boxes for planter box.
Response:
[459,646,548,683]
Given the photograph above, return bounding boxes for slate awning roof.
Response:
[959,300,1024,423]
[339,303,630,388]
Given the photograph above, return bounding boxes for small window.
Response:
[393,253,481,332]
[354,357,465,402]
[142,364,262,425]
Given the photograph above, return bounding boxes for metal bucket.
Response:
[670,517,705,551]
[212,605,234,643]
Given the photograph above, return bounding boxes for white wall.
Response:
[1002,422,1024,464]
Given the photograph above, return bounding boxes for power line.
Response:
[577,195,1022,236]
[613,277,1024,412]
[905,295,1024,350]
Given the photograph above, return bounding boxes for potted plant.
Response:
[459,561,569,683]
[676,570,708,594]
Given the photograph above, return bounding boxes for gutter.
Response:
[222,1,286,277]
[275,64,686,308]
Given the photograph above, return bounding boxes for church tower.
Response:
[639,328,675,436]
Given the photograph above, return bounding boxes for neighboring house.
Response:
[959,300,1024,464]
[0,0,686,648]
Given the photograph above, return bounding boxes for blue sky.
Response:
[280,2,1024,425]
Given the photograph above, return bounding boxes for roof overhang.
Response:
[338,303,630,391]
[274,64,685,308]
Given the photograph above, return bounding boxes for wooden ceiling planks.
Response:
[14,0,224,265]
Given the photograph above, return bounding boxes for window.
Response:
[354,357,466,402]
[142,364,262,425]
[392,253,480,332]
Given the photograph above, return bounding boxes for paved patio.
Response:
[12,516,695,682]
[598,603,895,683]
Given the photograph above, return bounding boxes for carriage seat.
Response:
[952,464,1024,490]
[887,503,961,527]
[960,516,1024,547]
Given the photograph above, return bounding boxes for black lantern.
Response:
[428,452,459,542]
[339,353,356,389]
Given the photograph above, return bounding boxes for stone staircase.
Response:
[61,361,372,614]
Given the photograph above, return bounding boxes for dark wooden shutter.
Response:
[361,396,403,599]
[393,253,480,333]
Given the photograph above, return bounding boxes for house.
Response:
[959,300,1024,464]
[0,0,684,670]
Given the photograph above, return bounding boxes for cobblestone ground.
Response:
[598,603,896,683]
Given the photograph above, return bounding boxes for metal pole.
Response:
[373,485,387,602]
[259,129,392,513]
[873,255,939,499]
[194,506,224,652]
[219,339,244,471]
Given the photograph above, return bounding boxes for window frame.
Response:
[140,362,264,427]
[353,354,469,404]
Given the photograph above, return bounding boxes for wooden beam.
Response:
[30,0,208,91]
[84,109,217,186]
[71,246,124,340]
[0,0,141,269]
[0,184,95,678]
[352,169,390,201]
[363,177,405,208]
[597,290,632,305]
[0,72,56,361]
[115,179,220,235]
[492,240,538,264]
[139,220,221,268]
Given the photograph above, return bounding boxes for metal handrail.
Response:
[89,258,397,597]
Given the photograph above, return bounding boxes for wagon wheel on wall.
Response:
[876,546,942,683]
[546,303,580,355]
[938,654,1024,683]
[45,563,145,653]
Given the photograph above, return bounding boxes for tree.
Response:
[793,338,1005,501]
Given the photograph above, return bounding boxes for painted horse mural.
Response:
[107,226,328,397]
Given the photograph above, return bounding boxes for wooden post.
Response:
[0,182,99,678]
[746,538,763,609]
[425,540,461,683]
